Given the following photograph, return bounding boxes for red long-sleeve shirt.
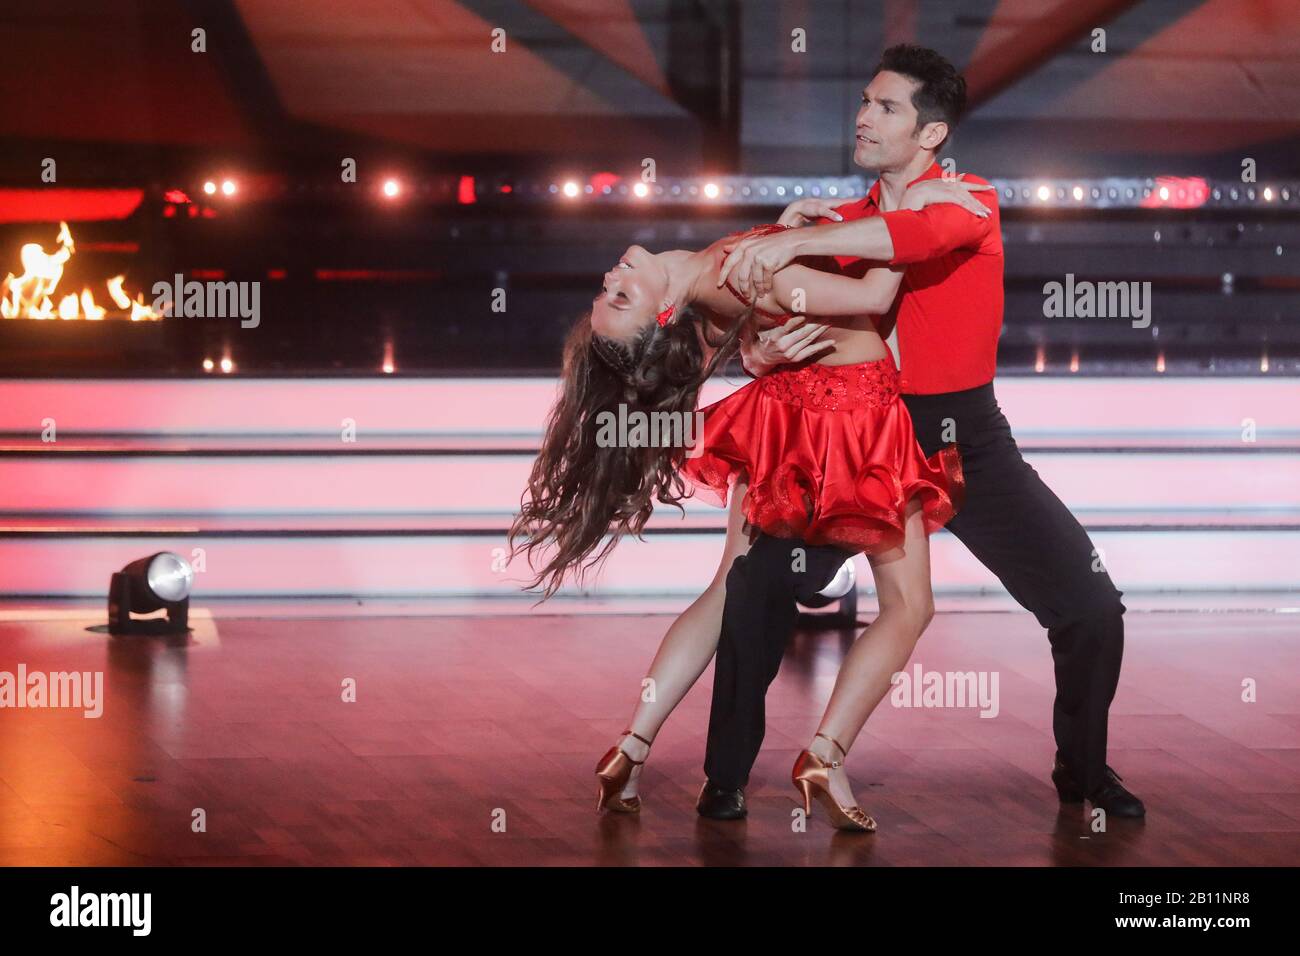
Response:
[821,162,1004,395]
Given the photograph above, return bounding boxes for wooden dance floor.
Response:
[2,607,1298,867]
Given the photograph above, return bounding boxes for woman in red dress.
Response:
[509,180,988,828]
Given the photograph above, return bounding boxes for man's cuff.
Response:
[878,209,933,264]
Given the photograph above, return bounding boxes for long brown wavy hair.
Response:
[508,306,748,598]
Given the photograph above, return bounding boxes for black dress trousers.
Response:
[903,382,1126,794]
[703,532,855,791]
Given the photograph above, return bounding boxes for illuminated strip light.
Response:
[530,175,865,205]
[473,175,1300,209]
[996,177,1298,209]
[1139,177,1209,209]
[0,188,145,223]
[78,242,140,253]
[314,269,444,281]
[32,175,1280,212]
[457,176,476,205]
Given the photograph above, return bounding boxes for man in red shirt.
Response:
[702,45,1143,821]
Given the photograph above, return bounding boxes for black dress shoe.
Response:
[696,781,747,820]
[1052,755,1146,818]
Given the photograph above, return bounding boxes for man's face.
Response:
[854,70,930,172]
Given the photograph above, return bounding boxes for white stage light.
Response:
[108,552,194,634]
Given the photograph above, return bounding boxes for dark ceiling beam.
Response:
[458,0,686,113]
[962,0,1145,112]
[180,0,288,141]
[179,0,352,155]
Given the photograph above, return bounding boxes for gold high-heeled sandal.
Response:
[792,732,876,832]
[595,729,652,813]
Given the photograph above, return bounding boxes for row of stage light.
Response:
[191,344,1280,377]
[497,175,1296,210]
[197,341,399,375]
[180,173,1300,211]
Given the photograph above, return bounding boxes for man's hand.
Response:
[901,175,993,216]
[776,198,845,228]
[740,316,834,377]
[718,227,805,303]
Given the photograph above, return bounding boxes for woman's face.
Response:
[590,244,669,342]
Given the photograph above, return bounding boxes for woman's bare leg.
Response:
[807,497,935,808]
[614,482,752,797]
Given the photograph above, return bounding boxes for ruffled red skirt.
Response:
[680,357,965,555]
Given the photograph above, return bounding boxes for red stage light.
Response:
[458,175,477,204]
[1141,176,1208,209]
[0,188,144,223]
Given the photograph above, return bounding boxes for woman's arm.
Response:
[759,262,905,318]
[719,178,994,300]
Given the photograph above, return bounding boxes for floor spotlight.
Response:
[108,552,194,634]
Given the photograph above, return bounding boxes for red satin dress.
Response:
[679,224,966,555]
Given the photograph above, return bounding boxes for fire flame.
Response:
[1,222,162,320]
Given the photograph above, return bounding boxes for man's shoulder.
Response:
[958,171,998,210]
[826,195,876,223]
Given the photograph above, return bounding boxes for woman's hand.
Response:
[777,198,844,228]
[901,175,993,217]
[740,316,834,377]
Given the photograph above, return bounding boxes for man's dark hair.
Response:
[872,44,966,152]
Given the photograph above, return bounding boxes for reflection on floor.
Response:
[1,607,1297,866]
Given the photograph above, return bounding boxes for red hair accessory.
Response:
[656,304,675,327]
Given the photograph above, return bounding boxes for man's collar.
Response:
[863,160,941,209]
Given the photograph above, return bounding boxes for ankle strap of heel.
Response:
[619,729,652,764]
[814,732,848,761]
